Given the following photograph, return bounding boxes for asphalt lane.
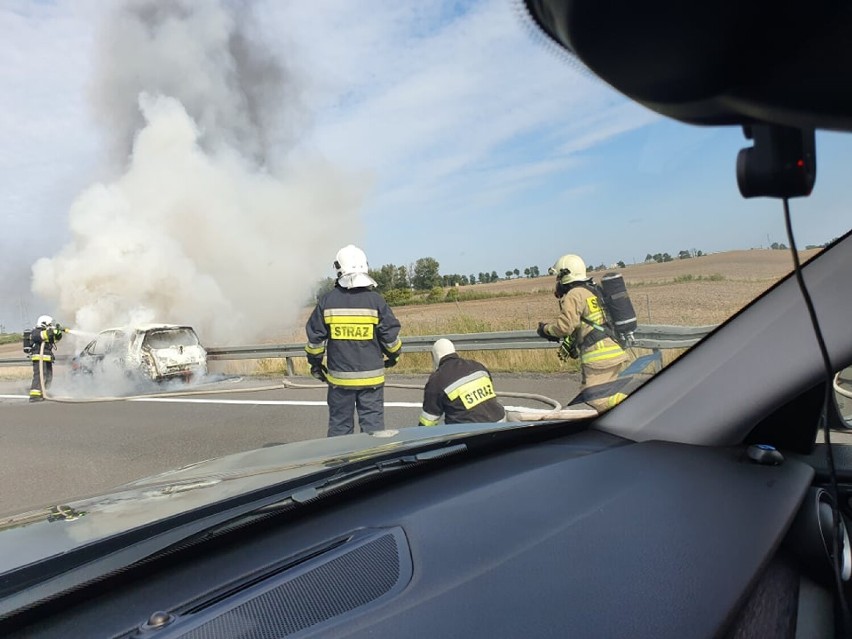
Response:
[0,372,580,515]
[3,369,850,517]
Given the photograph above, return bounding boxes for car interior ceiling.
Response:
[5,1,852,637]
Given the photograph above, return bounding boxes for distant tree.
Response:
[770,242,780,250]
[505,270,513,279]
[412,257,441,290]
[696,250,704,257]
[491,270,498,282]
[470,274,476,284]
[662,253,673,262]
[426,286,444,303]
[384,288,412,306]
[369,264,402,292]
[461,275,469,285]
[396,265,409,289]
[478,272,486,284]
[524,267,531,278]
[369,267,387,291]
[652,253,663,263]
[597,263,606,271]
[678,250,691,260]
[314,277,336,299]
[617,260,626,268]
[645,254,654,263]
[531,266,540,277]
[513,268,520,278]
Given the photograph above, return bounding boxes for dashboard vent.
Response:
[145,528,410,639]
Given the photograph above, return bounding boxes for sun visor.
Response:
[521,0,852,131]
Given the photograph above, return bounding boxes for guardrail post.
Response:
[286,357,294,377]
[653,348,663,373]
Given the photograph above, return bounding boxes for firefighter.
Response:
[419,338,506,426]
[29,315,64,403]
[537,254,629,412]
[305,245,402,437]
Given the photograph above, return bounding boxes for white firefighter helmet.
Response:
[548,254,588,284]
[36,315,54,328]
[334,244,377,289]
[431,338,456,370]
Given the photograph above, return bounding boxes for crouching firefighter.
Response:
[537,254,629,413]
[305,245,402,437]
[419,339,506,426]
[28,315,64,403]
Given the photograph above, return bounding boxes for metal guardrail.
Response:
[205,324,718,360]
[0,324,716,368]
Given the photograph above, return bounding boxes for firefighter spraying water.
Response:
[23,318,94,402]
[24,316,66,403]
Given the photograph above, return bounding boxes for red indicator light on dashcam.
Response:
[796,159,805,167]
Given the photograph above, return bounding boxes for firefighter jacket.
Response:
[419,354,505,426]
[30,325,62,363]
[305,285,402,389]
[543,283,628,369]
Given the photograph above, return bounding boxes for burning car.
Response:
[70,324,207,384]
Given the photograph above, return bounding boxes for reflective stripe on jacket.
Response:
[544,284,628,368]
[29,326,58,360]
[419,354,505,425]
[305,286,401,388]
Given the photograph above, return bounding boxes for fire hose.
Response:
[34,342,566,414]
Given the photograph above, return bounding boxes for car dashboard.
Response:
[5,426,839,639]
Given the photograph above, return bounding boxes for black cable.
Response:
[782,197,850,630]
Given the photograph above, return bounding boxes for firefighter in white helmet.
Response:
[537,254,628,412]
[29,315,64,402]
[418,339,506,426]
[305,245,402,436]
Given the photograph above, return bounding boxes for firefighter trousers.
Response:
[327,385,385,437]
[30,361,53,401]
[581,361,627,413]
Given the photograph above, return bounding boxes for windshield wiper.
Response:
[159,443,470,549]
[0,442,468,622]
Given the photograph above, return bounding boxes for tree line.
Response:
[644,249,705,263]
[314,257,547,300]
[369,258,547,292]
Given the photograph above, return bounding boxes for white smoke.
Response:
[31,0,365,344]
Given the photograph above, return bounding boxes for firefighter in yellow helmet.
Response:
[536,254,629,412]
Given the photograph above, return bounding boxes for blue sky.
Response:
[1,0,851,332]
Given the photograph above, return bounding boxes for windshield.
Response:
[0,2,850,521]
[143,328,199,349]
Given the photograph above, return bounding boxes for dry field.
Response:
[262,248,815,374]
[391,248,818,331]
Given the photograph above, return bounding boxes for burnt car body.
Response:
[70,324,207,384]
[2,1,852,638]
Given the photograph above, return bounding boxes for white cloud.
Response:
[0,0,659,329]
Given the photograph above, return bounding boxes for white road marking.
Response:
[0,394,421,408]
[132,398,423,407]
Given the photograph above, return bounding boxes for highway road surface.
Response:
[0,372,582,515]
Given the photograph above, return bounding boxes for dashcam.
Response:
[736,125,816,199]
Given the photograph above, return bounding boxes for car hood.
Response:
[0,420,540,576]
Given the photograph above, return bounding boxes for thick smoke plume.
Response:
[32,0,364,344]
